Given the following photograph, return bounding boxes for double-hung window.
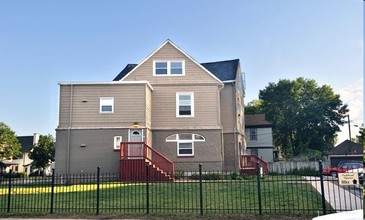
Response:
[249,128,257,141]
[170,62,183,75]
[155,62,168,75]
[100,97,114,113]
[154,61,184,76]
[176,92,194,117]
[114,136,122,150]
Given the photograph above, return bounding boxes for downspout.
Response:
[66,84,73,175]
[232,82,238,171]
[217,84,224,171]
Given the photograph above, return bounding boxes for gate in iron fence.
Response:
[0,162,362,216]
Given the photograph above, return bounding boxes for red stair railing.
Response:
[240,155,268,175]
[120,142,174,177]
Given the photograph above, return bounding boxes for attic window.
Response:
[154,61,184,76]
[155,62,168,75]
[171,62,183,75]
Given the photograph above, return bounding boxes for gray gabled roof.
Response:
[329,140,362,155]
[113,59,239,82]
[201,59,239,82]
[245,114,272,128]
[17,136,34,153]
[113,64,138,81]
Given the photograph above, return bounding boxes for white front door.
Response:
[128,129,143,158]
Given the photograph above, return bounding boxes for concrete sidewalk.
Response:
[304,176,363,211]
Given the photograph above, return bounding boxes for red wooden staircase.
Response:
[120,142,174,182]
[240,155,268,175]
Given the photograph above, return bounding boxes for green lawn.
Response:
[0,176,325,216]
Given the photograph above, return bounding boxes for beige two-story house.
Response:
[55,40,246,177]
[2,133,39,175]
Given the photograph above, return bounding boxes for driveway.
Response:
[304,176,363,211]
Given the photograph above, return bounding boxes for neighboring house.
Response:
[327,140,362,167]
[245,114,274,162]
[55,39,246,176]
[2,133,39,175]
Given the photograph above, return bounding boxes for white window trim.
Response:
[166,133,205,157]
[176,92,194,117]
[153,60,185,76]
[114,136,122,150]
[100,97,114,113]
[177,141,194,156]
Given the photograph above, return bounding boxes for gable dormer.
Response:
[116,40,223,86]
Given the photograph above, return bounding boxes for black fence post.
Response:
[50,168,55,214]
[96,166,100,215]
[146,163,150,215]
[319,161,326,215]
[7,169,12,213]
[199,164,203,216]
[256,162,262,215]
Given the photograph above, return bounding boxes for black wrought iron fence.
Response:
[0,162,362,217]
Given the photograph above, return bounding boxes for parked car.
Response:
[337,160,362,167]
[322,162,363,178]
[346,167,363,184]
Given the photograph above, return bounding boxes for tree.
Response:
[0,122,21,161]
[356,127,365,146]
[258,78,348,158]
[29,134,55,175]
[245,99,264,114]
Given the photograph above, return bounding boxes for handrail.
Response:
[241,155,268,175]
[120,142,174,176]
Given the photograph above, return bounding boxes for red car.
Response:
[322,162,363,178]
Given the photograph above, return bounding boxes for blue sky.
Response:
[0,0,363,144]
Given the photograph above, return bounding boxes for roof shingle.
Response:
[201,59,239,81]
[113,59,239,82]
[245,114,272,128]
[329,140,362,155]
[17,136,34,153]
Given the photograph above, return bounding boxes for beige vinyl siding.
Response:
[123,42,221,85]
[151,85,221,129]
[58,84,150,129]
[220,84,235,132]
[58,85,72,128]
[236,87,245,134]
[145,86,152,128]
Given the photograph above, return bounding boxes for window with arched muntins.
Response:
[165,133,205,156]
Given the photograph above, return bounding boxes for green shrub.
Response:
[1,172,22,178]
[229,172,243,180]
[286,167,319,176]
[174,169,185,179]
[17,172,27,178]
[189,173,224,180]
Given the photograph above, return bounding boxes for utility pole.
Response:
[347,115,351,141]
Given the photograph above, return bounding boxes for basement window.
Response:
[166,133,205,156]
